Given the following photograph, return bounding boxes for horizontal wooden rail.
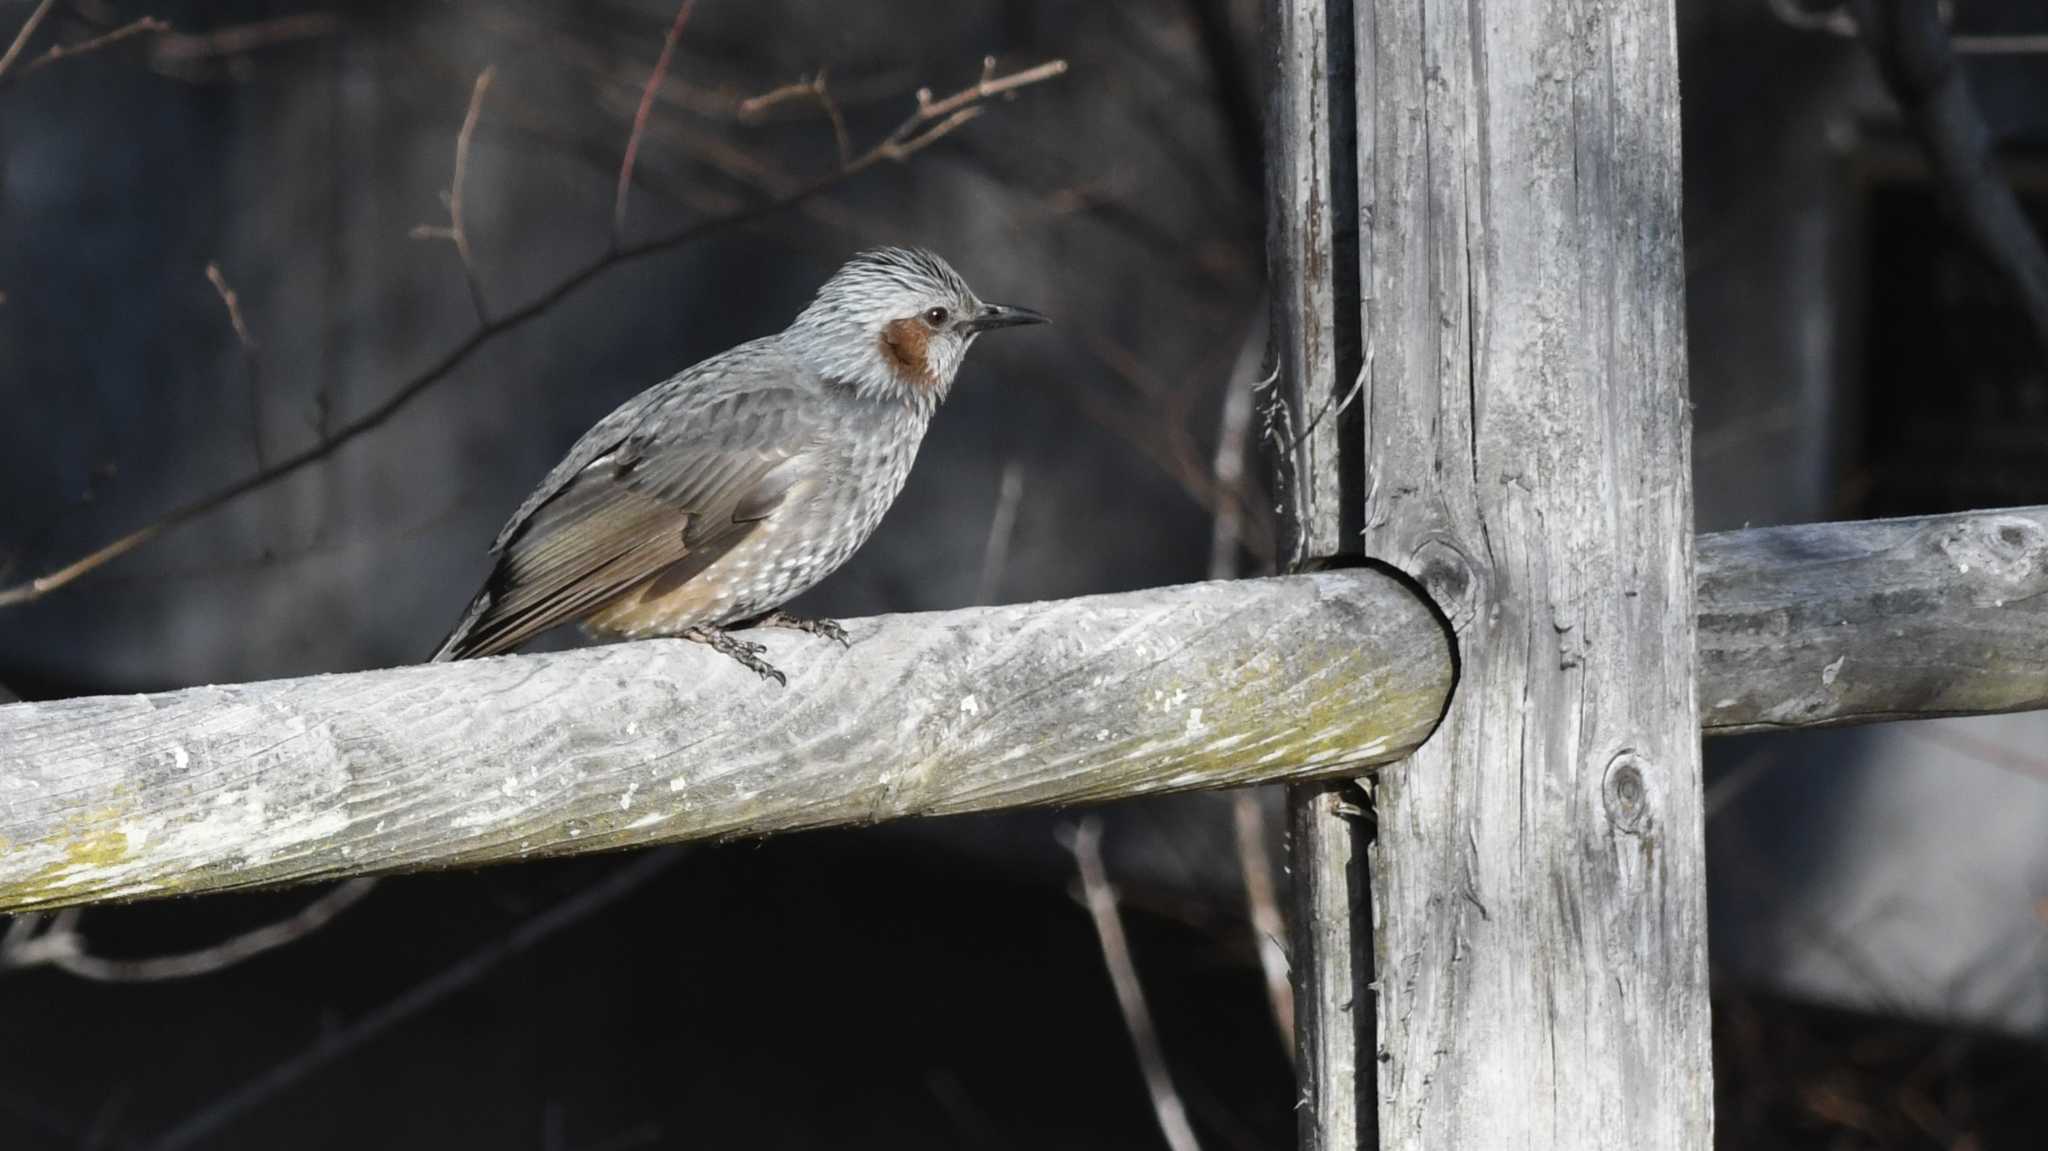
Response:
[0,570,1452,912]
[1699,506,2048,733]
[4,506,2045,913]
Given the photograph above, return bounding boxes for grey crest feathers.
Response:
[431,247,1043,663]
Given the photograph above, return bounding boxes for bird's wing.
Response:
[433,381,820,661]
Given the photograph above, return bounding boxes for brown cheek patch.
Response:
[880,319,938,393]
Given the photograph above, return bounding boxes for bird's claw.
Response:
[684,627,787,687]
[755,611,851,648]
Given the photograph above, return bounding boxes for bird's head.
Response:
[789,247,1046,412]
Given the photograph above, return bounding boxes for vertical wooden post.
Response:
[1271,0,1713,1148]
[1265,2,1372,1149]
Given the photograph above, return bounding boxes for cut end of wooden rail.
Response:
[0,571,1452,913]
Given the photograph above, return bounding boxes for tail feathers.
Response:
[430,589,496,663]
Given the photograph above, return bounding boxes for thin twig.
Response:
[0,0,56,81]
[975,460,1025,605]
[739,69,853,169]
[205,262,256,350]
[1063,818,1204,1151]
[1278,347,1368,461]
[411,65,496,323]
[847,57,1066,175]
[207,261,266,467]
[143,850,684,1151]
[17,15,170,77]
[1230,791,1295,1060]
[1073,327,1278,563]
[1215,310,1291,1062]
[1208,308,1265,581]
[151,12,336,65]
[0,879,377,981]
[0,54,1065,611]
[614,0,699,247]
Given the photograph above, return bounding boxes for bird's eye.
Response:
[924,307,950,326]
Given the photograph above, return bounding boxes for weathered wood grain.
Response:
[1264,0,1348,571]
[0,571,1452,913]
[1699,506,2048,734]
[1265,4,1374,1148]
[1353,0,1712,1148]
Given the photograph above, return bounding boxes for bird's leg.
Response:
[681,626,787,687]
[750,610,851,648]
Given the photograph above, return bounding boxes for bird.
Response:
[431,246,1046,682]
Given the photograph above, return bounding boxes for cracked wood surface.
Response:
[0,571,1452,913]
[1351,0,1712,1147]
[1699,506,2048,734]
[1264,2,1373,1149]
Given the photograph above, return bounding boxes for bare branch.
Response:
[17,15,170,77]
[412,65,496,323]
[1064,818,1204,1151]
[1215,315,1292,1063]
[0,0,56,81]
[204,262,256,351]
[1231,791,1295,1062]
[738,69,852,170]
[144,851,684,1151]
[1209,308,1265,581]
[975,460,1025,605]
[1,879,376,981]
[0,54,1065,611]
[150,12,336,67]
[865,106,983,167]
[845,57,1066,176]
[735,76,818,116]
[614,0,700,246]
[207,261,265,466]
[1071,326,1279,564]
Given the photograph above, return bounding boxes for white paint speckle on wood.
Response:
[0,572,1451,913]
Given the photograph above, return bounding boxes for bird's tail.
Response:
[429,590,494,663]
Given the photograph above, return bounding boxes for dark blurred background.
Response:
[1,0,2044,1147]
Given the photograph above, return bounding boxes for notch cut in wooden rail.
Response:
[0,570,1452,914]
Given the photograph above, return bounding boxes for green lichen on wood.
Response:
[1,572,1456,912]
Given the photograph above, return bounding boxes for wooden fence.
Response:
[5,506,2044,915]
[4,0,2047,1147]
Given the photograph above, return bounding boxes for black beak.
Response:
[959,303,1049,333]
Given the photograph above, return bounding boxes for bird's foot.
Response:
[682,626,787,687]
[752,611,850,648]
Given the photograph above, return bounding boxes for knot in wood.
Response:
[1601,751,1652,836]
[1931,515,2048,594]
[1409,537,1480,631]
